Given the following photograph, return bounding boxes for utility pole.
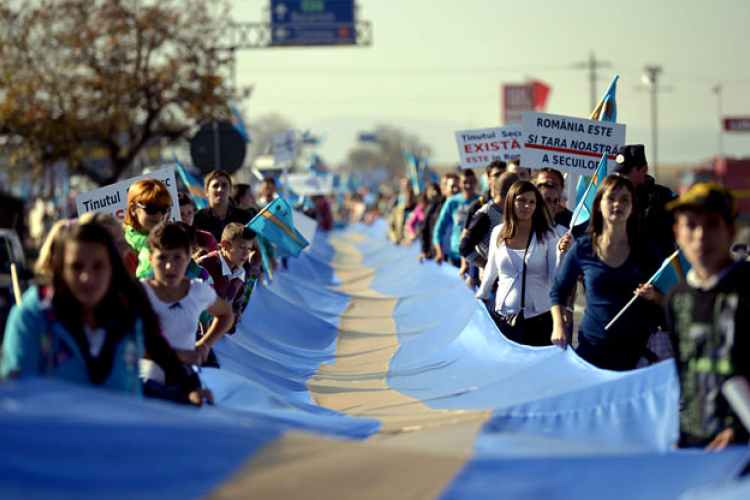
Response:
[642,65,663,178]
[713,84,723,157]
[572,52,612,111]
[569,52,611,206]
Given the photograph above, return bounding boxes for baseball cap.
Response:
[665,182,738,223]
[612,145,647,174]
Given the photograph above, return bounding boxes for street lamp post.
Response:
[642,65,662,179]
[713,84,723,157]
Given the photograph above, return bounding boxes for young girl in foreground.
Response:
[550,175,662,370]
[139,222,233,400]
[2,221,207,404]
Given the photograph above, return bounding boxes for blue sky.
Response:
[229,0,750,169]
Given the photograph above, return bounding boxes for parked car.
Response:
[0,228,32,339]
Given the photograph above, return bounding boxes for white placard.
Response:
[291,209,317,246]
[273,131,297,165]
[361,166,389,187]
[285,173,335,196]
[75,167,181,222]
[521,111,626,176]
[454,126,523,169]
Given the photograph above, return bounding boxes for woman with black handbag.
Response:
[476,180,561,346]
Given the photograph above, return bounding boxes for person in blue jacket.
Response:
[2,221,210,404]
[433,169,479,267]
[550,175,662,370]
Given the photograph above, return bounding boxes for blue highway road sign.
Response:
[270,0,356,46]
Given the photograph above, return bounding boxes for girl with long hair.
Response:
[550,175,662,370]
[2,221,209,404]
[476,180,561,346]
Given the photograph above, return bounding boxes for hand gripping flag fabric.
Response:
[247,197,309,258]
[174,155,208,210]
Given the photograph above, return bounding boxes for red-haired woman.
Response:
[123,178,172,278]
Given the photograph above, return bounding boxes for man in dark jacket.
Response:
[193,170,252,243]
[612,145,678,259]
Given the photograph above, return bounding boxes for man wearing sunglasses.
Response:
[193,170,253,243]
[534,167,573,229]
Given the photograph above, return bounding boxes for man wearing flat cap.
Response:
[613,144,678,259]
[664,183,750,450]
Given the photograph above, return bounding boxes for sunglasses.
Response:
[136,202,171,216]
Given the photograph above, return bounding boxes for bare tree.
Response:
[345,124,432,178]
[0,0,248,185]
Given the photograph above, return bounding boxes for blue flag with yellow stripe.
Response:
[173,155,208,210]
[574,75,619,224]
[246,197,309,258]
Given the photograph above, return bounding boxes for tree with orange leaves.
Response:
[0,0,248,186]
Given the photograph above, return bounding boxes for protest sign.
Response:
[285,172,335,196]
[273,131,297,165]
[292,209,317,246]
[521,111,626,176]
[76,167,181,222]
[455,126,522,169]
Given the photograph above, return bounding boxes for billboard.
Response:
[502,81,551,125]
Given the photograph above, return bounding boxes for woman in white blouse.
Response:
[476,180,561,346]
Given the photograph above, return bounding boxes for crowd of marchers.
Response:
[385,145,750,451]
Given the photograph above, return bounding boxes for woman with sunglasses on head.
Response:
[123,178,173,279]
[550,175,662,370]
[476,180,561,347]
[1,221,210,404]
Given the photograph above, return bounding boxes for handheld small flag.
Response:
[423,159,439,184]
[403,149,422,194]
[307,154,328,175]
[651,249,691,294]
[246,197,309,258]
[229,101,250,143]
[573,75,619,220]
[589,75,619,122]
[569,153,608,228]
[174,155,208,210]
[605,249,687,331]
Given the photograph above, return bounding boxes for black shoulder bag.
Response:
[490,232,533,343]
